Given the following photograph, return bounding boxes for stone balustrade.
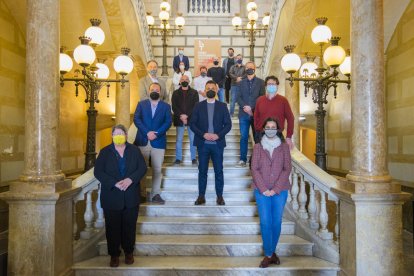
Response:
[187,0,231,16]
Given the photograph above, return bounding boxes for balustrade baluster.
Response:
[94,184,105,228]
[73,200,78,240]
[227,0,230,13]
[298,174,308,219]
[335,200,340,244]
[197,0,200,13]
[202,0,206,12]
[80,191,94,239]
[317,190,333,240]
[308,183,319,229]
[290,168,299,211]
[207,0,211,12]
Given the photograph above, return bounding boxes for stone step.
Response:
[162,166,251,177]
[166,135,245,143]
[139,201,257,217]
[165,148,251,156]
[136,216,295,235]
[73,256,339,275]
[166,141,252,149]
[163,154,247,164]
[97,234,313,257]
[161,181,251,192]
[158,189,254,202]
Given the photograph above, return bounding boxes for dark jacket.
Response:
[171,87,199,127]
[236,76,265,118]
[173,55,190,71]
[94,143,147,210]
[189,100,232,148]
[133,99,172,149]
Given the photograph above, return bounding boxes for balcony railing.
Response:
[187,0,231,16]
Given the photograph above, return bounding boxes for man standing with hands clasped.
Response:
[190,80,232,206]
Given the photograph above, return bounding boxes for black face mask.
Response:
[206,90,216,99]
[181,81,189,87]
[246,68,255,75]
[213,61,219,65]
[150,91,160,100]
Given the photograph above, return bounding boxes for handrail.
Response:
[132,0,155,62]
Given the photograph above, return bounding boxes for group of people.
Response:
[94,50,295,269]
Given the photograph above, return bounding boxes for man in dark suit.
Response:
[134,82,172,204]
[190,80,232,206]
[236,61,265,167]
[173,47,190,72]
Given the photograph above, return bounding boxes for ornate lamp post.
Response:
[59,19,134,171]
[232,1,270,61]
[281,17,351,171]
[146,0,185,76]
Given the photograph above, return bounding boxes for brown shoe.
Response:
[125,253,134,265]
[216,196,225,206]
[271,252,281,265]
[194,196,206,205]
[110,256,119,267]
[259,256,271,268]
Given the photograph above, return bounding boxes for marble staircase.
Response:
[73,119,340,275]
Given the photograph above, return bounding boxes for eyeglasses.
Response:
[264,127,277,130]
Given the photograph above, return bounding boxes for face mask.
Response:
[264,129,278,138]
[266,85,278,95]
[246,68,255,75]
[150,91,160,100]
[201,72,207,77]
[206,90,216,99]
[237,59,242,64]
[179,50,184,55]
[113,135,126,145]
[181,81,189,87]
[148,69,157,76]
[229,53,234,57]
[213,61,219,65]
[179,65,185,70]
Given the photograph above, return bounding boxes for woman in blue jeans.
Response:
[251,117,292,268]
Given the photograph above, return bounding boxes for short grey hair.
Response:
[112,124,127,135]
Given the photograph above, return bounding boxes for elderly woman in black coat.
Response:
[94,124,147,267]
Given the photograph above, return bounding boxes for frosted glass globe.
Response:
[300,61,318,78]
[339,56,351,75]
[85,26,105,47]
[323,45,346,67]
[311,25,332,44]
[281,53,301,73]
[232,16,242,27]
[74,44,96,66]
[59,53,73,73]
[95,63,110,79]
[114,55,133,75]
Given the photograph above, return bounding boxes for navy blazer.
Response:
[189,100,232,148]
[133,99,172,149]
[236,77,265,118]
[94,143,147,210]
[173,55,190,72]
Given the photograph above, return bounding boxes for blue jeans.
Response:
[239,114,253,162]
[230,85,240,116]
[218,87,225,102]
[254,189,288,257]
[197,143,224,197]
[175,126,196,161]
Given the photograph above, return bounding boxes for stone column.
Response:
[0,0,78,275]
[333,1,410,275]
[115,75,131,128]
[285,74,300,148]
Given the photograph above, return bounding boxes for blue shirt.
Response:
[151,102,158,118]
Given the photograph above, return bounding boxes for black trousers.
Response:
[104,206,139,257]
[225,77,231,103]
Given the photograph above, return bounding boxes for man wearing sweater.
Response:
[254,76,295,149]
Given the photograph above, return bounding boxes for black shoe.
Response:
[194,196,206,205]
[152,194,165,204]
[216,196,225,205]
[192,159,198,166]
[140,195,146,203]
[173,159,181,166]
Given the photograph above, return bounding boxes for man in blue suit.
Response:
[173,47,190,72]
[134,82,172,204]
[190,80,232,206]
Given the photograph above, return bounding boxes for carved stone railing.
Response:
[287,148,340,264]
[187,0,231,16]
[132,0,155,62]
[71,169,105,262]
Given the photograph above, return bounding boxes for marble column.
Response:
[285,74,300,148]
[333,1,410,275]
[0,0,78,275]
[115,75,131,128]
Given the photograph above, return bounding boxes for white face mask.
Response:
[179,50,184,55]
[179,65,185,70]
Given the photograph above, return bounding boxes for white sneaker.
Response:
[235,160,246,168]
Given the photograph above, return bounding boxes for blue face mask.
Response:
[266,85,278,94]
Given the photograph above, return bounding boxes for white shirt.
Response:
[172,71,193,90]
[148,74,159,83]
[193,75,212,101]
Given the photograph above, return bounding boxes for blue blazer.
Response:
[133,99,172,149]
[189,100,232,148]
[173,55,190,72]
[237,77,265,118]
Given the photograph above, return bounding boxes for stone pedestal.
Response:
[115,76,131,128]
